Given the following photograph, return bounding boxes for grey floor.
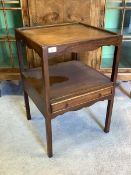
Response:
[0,81,131,175]
[0,80,23,96]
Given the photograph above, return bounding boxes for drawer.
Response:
[51,86,113,113]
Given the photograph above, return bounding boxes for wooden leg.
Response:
[104,98,114,133]
[72,52,78,60]
[45,118,53,158]
[104,45,121,133]
[24,90,31,120]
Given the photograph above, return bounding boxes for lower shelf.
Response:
[23,61,113,114]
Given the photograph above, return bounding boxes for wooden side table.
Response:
[15,22,122,157]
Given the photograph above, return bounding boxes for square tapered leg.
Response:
[104,99,114,133]
[45,118,53,157]
[24,90,31,120]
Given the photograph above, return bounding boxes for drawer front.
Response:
[51,86,113,113]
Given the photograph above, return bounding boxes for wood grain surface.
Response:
[19,24,115,46]
[28,0,64,26]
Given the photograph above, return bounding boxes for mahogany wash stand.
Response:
[15,22,122,157]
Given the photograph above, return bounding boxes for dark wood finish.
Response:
[16,22,122,157]
[45,118,53,158]
[24,90,31,120]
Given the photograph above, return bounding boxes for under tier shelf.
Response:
[22,61,113,113]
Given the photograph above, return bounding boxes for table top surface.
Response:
[16,23,119,46]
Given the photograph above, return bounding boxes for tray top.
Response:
[16,23,119,46]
